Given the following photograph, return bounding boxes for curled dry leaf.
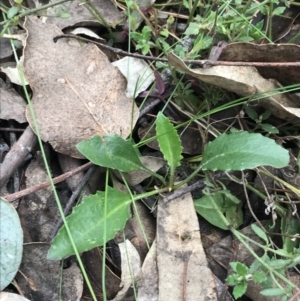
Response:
[23,17,139,158]
[168,52,300,122]
[219,42,300,86]
[0,57,28,86]
[112,57,155,98]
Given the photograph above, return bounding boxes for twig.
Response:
[3,162,93,201]
[0,126,37,189]
[50,164,97,239]
[54,34,300,67]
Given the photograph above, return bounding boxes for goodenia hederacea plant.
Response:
[47,187,132,260]
[155,112,183,187]
[77,134,167,185]
[192,131,289,230]
[200,131,289,171]
[77,134,144,172]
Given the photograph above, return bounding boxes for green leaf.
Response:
[260,288,285,296]
[245,107,258,121]
[230,262,238,272]
[261,123,279,134]
[249,258,262,273]
[47,187,132,260]
[155,112,183,171]
[253,271,268,283]
[7,6,19,19]
[201,131,289,171]
[194,190,243,230]
[272,6,286,16]
[226,274,239,285]
[251,224,269,244]
[59,12,70,19]
[184,22,199,35]
[233,282,247,299]
[160,28,169,37]
[77,135,145,172]
[0,198,23,290]
[260,110,272,120]
[268,258,292,269]
[235,262,249,276]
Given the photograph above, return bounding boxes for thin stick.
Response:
[54,34,300,67]
[3,162,93,201]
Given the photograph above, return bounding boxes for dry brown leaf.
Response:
[157,188,217,301]
[0,88,26,123]
[168,52,300,122]
[23,16,139,158]
[219,42,300,86]
[15,243,83,301]
[44,0,124,29]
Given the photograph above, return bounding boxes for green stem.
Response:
[102,169,109,301]
[268,1,273,41]
[185,0,200,29]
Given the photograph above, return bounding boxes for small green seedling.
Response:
[245,107,279,134]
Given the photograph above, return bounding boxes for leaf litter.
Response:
[3,2,300,301]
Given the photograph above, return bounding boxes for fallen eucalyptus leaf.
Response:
[168,52,300,122]
[157,187,217,300]
[23,16,139,158]
[219,42,300,86]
